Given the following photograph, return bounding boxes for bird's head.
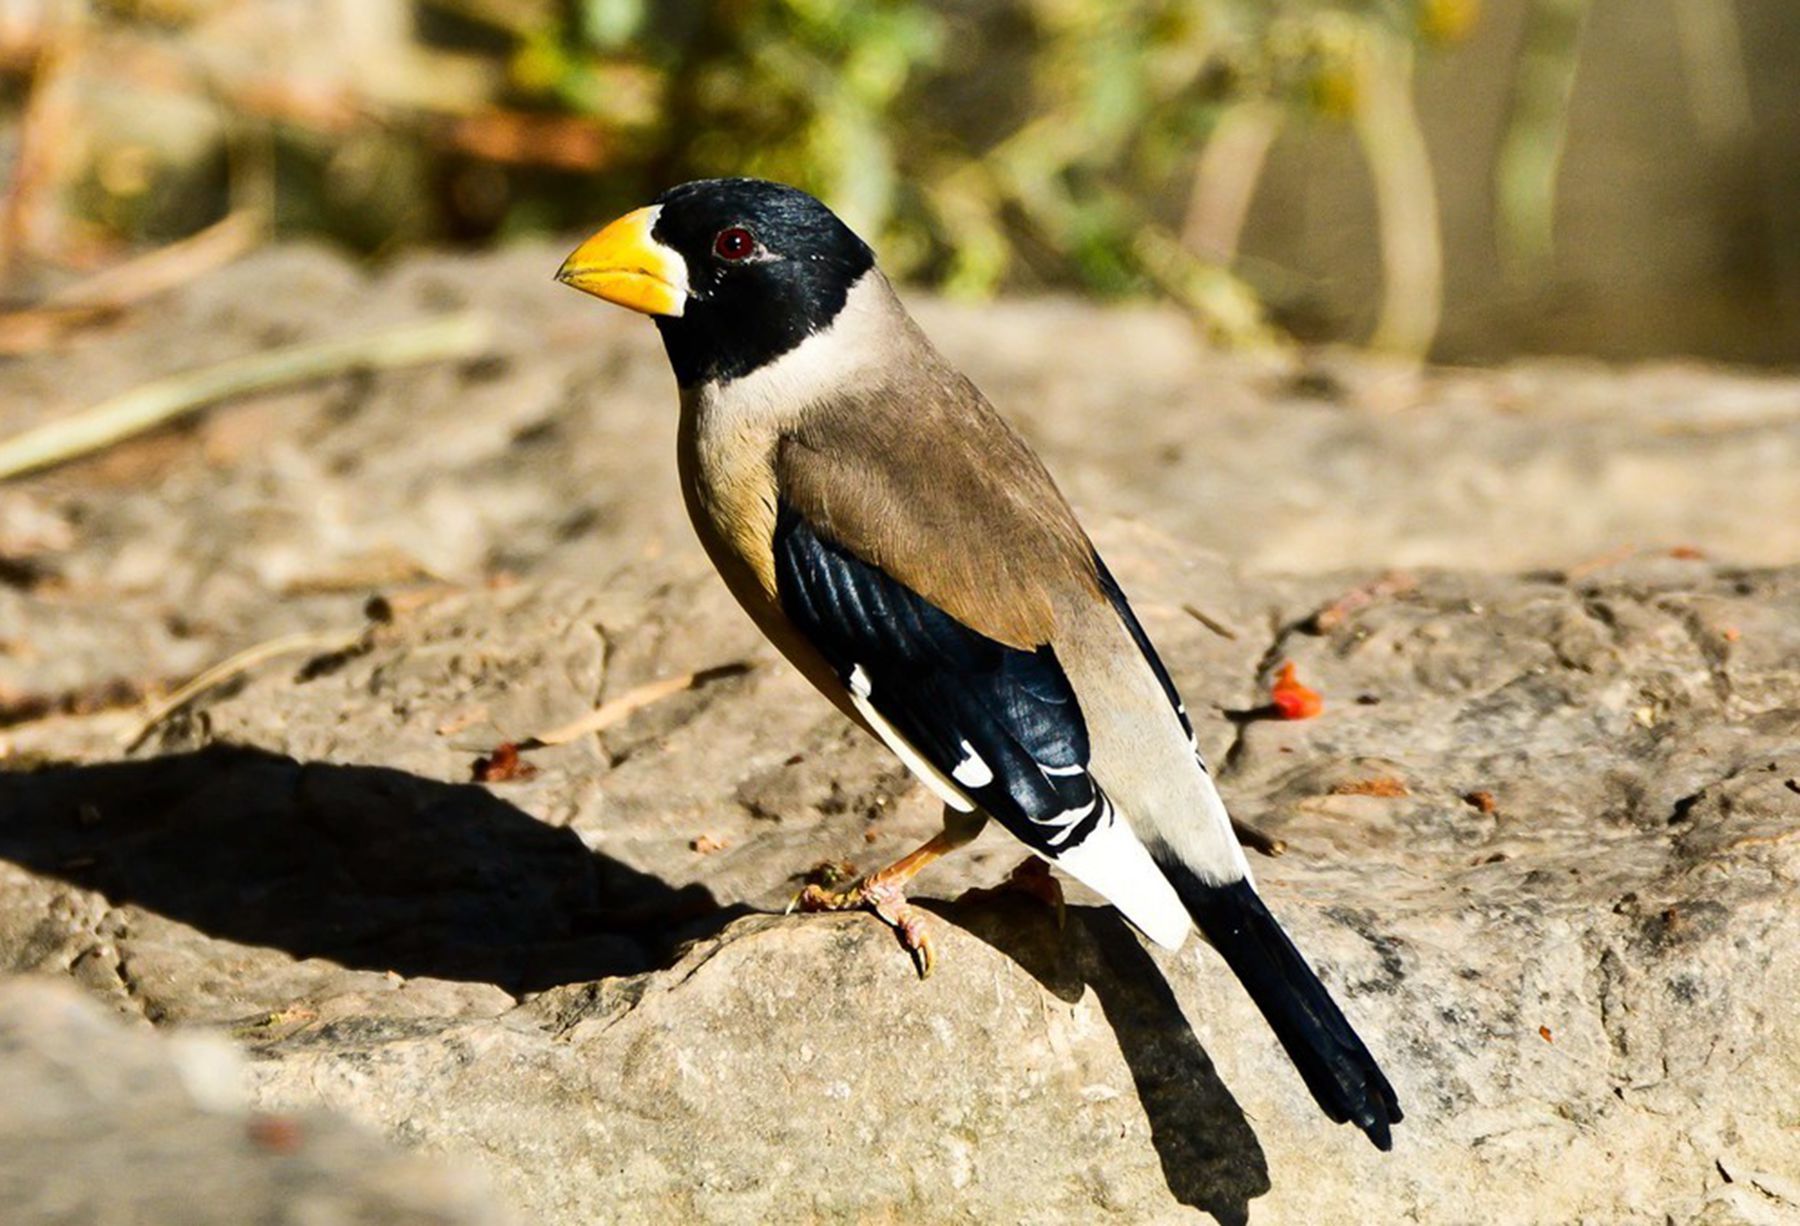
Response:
[557,178,875,388]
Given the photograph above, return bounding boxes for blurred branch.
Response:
[0,0,1479,355]
[1670,0,1754,150]
[1182,101,1285,265]
[1135,225,1282,350]
[0,304,108,354]
[46,209,262,309]
[1495,0,1589,281]
[0,312,495,482]
[1351,32,1442,359]
[0,210,263,354]
[0,20,80,285]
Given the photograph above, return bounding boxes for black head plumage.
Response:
[647,178,876,386]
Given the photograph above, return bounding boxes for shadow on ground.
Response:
[0,743,1270,1218]
[933,894,1272,1225]
[0,743,732,993]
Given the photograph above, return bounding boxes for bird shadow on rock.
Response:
[0,743,744,994]
[928,893,1271,1226]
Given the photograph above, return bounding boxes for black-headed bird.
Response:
[557,178,1402,1149]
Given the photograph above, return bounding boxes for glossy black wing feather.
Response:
[773,502,1109,854]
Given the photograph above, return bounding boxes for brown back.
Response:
[776,357,1100,651]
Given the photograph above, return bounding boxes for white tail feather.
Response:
[1051,815,1191,950]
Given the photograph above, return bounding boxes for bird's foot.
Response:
[793,865,936,979]
[958,857,1066,929]
[794,859,859,895]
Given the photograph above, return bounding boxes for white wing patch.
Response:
[1050,812,1191,950]
[1039,796,1099,847]
[837,664,1193,950]
[951,742,994,787]
[844,668,974,813]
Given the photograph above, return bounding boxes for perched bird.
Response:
[557,178,1402,1149]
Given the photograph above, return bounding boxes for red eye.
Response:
[713,226,755,261]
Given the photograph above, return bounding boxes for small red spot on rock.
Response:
[1463,790,1499,814]
[1269,662,1323,720]
[472,742,538,783]
[1538,1026,1553,1043]
[247,1114,303,1153]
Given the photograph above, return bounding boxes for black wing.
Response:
[772,502,1114,856]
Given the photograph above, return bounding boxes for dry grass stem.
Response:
[527,662,754,748]
[122,628,365,752]
[1182,602,1241,640]
[48,210,263,309]
[0,211,264,355]
[0,311,495,481]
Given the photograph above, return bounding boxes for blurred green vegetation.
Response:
[5,0,1793,363]
[485,0,1477,345]
[0,0,1475,351]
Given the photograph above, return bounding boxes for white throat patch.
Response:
[682,270,903,430]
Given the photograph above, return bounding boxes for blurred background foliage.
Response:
[1,0,1796,363]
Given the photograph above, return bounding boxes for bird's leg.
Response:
[793,809,986,978]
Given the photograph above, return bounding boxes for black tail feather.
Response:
[1163,867,1403,1150]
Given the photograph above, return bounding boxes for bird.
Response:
[556,177,1403,1150]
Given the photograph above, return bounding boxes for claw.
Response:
[866,879,935,979]
[900,913,935,978]
[793,872,936,978]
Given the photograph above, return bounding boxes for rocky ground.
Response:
[1,243,1797,1224]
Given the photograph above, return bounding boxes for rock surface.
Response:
[1,244,1798,1223]
[0,977,507,1224]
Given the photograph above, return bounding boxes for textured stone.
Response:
[0,978,507,1224]
[1,245,1797,1223]
[3,554,1796,1223]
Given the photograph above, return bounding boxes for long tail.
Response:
[1158,861,1404,1150]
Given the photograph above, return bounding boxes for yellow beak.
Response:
[555,206,688,317]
